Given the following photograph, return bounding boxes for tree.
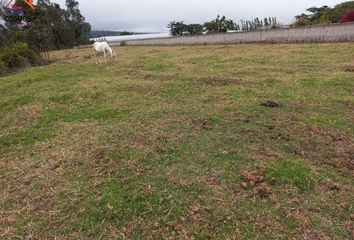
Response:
[264,18,269,27]
[204,15,235,33]
[120,31,133,36]
[0,0,91,74]
[239,17,277,31]
[65,0,91,45]
[186,24,203,35]
[167,15,280,34]
[37,0,69,49]
[1,0,51,54]
[1,0,91,50]
[37,0,91,48]
[167,21,187,36]
[307,6,331,22]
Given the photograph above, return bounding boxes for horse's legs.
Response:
[113,51,117,62]
[94,51,99,64]
[104,50,107,63]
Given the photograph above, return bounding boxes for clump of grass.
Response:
[0,126,55,149]
[42,108,130,123]
[49,94,74,104]
[146,63,172,72]
[0,96,34,108]
[267,159,315,191]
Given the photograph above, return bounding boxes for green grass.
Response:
[267,159,315,191]
[1,43,353,239]
[42,108,130,123]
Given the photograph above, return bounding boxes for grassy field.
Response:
[1,43,353,239]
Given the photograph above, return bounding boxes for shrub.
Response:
[0,42,41,71]
[339,10,354,23]
[0,61,8,76]
[120,41,127,46]
[293,18,312,27]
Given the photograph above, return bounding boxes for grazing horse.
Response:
[93,41,117,64]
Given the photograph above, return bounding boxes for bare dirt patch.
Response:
[343,65,354,73]
[314,128,353,173]
[299,127,353,174]
[0,104,43,139]
[196,77,245,86]
[192,118,214,130]
[261,100,281,108]
[253,183,272,198]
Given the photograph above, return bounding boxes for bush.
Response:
[293,18,312,27]
[339,10,354,23]
[0,42,41,71]
[0,61,8,76]
[120,41,126,46]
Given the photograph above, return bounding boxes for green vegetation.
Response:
[0,42,41,74]
[0,0,90,75]
[168,1,354,35]
[1,43,354,239]
[294,1,354,26]
[168,15,279,36]
[267,159,315,191]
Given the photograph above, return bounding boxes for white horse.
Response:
[93,41,117,64]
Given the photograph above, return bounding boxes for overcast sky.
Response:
[52,0,346,32]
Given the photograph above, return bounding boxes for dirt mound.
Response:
[240,168,272,198]
[253,183,272,198]
[261,100,281,108]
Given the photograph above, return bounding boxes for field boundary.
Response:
[125,22,354,46]
[76,22,354,48]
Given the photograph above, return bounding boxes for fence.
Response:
[124,22,354,46]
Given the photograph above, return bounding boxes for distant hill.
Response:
[90,30,151,38]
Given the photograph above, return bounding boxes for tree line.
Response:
[168,15,279,36]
